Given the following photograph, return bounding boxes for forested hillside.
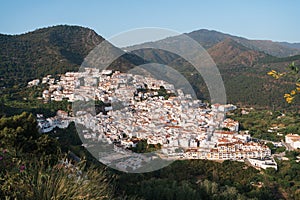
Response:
[0,25,145,89]
[1,25,299,112]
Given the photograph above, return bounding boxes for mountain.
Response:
[124,34,272,68]
[0,25,102,84]
[186,29,230,49]
[124,29,300,65]
[0,25,145,88]
[277,42,300,50]
[124,30,300,109]
[186,29,300,57]
[0,25,299,109]
[124,31,280,71]
[207,38,268,66]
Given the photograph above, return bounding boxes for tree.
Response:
[0,112,113,199]
[133,139,148,153]
[268,62,300,103]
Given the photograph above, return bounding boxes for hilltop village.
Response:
[32,68,277,171]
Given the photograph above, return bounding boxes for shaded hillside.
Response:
[0,25,100,86]
[0,25,145,88]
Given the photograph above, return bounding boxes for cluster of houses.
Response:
[36,68,279,171]
[37,110,70,133]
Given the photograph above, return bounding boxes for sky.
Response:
[0,0,299,43]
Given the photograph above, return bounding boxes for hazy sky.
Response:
[0,0,299,42]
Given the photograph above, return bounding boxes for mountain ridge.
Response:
[0,25,299,108]
[126,28,300,58]
[187,29,300,57]
[124,29,300,108]
[277,41,300,50]
[0,25,145,87]
[207,38,269,66]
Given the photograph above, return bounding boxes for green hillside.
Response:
[0,25,145,89]
[0,25,299,111]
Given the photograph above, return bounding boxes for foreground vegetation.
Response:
[1,111,300,199]
[0,113,113,199]
[0,83,299,200]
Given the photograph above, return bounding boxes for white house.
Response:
[27,79,40,87]
[285,134,300,149]
[247,157,277,170]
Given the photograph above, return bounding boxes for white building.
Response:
[27,79,40,87]
[247,157,277,170]
[285,134,300,149]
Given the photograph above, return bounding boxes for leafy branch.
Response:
[268,62,300,103]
